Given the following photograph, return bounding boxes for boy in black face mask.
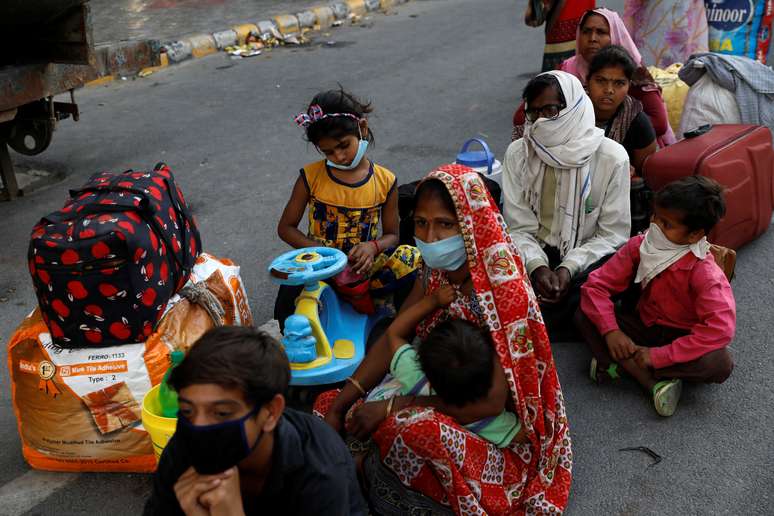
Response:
[143,326,366,516]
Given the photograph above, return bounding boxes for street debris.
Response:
[225,43,263,58]
[618,446,663,467]
[322,40,355,49]
[253,24,308,48]
[281,35,303,45]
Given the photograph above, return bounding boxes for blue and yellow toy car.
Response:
[268,247,386,386]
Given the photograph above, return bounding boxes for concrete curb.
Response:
[213,29,239,49]
[274,14,301,37]
[311,6,336,29]
[232,23,260,45]
[85,0,412,87]
[83,40,163,86]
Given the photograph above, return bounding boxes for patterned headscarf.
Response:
[416,164,572,513]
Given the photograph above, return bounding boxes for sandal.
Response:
[589,357,620,383]
[652,379,682,417]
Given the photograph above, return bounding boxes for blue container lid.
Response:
[455,138,493,169]
[456,152,491,168]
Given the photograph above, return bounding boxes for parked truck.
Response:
[0,0,94,200]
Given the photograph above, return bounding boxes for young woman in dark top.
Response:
[586,45,657,176]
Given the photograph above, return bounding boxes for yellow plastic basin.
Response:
[141,384,178,462]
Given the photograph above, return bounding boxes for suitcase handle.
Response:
[43,196,151,221]
[684,124,712,139]
[76,169,197,276]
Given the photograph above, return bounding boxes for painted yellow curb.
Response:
[189,34,218,58]
[192,46,216,58]
[138,53,169,76]
[346,0,368,17]
[91,0,414,84]
[311,6,335,29]
[232,23,259,45]
[274,14,300,36]
[85,75,115,87]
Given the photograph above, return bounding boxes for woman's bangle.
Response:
[385,396,395,418]
[346,376,366,396]
[371,240,380,254]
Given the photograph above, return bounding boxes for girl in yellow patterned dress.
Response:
[275,89,420,327]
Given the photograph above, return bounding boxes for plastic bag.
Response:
[648,64,691,134]
[678,73,742,137]
[706,0,774,63]
[148,253,254,354]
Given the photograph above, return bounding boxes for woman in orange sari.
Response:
[316,165,572,514]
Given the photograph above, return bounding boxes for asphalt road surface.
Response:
[1,0,772,514]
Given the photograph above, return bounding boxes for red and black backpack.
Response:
[28,163,202,348]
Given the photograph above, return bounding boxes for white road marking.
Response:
[0,470,78,515]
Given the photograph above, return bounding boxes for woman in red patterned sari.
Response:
[315,165,572,514]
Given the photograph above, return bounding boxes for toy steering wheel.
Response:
[268,247,348,287]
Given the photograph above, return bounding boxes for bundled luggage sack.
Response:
[28,163,201,348]
[648,64,691,136]
[643,124,774,249]
[150,253,254,348]
[678,74,742,137]
[8,253,253,473]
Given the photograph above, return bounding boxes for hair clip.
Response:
[293,103,362,128]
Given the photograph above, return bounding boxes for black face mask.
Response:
[175,405,264,475]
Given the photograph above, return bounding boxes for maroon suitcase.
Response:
[643,124,774,249]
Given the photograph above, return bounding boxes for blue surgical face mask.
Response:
[327,139,369,170]
[415,234,467,271]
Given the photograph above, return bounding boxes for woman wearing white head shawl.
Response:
[503,70,631,339]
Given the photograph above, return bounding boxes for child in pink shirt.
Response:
[575,176,735,417]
